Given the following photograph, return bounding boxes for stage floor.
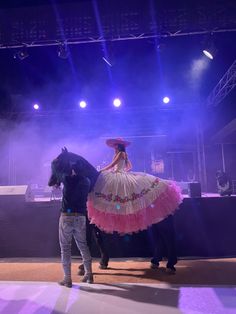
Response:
[1,281,236,314]
[1,257,236,285]
[0,258,236,314]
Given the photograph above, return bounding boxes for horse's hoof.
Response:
[99,264,108,269]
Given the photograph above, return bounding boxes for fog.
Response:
[0,104,203,188]
[0,117,113,186]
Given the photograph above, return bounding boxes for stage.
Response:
[1,257,236,285]
[0,194,236,259]
[0,257,236,314]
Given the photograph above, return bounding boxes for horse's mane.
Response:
[57,151,90,164]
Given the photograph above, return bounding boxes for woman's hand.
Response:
[100,168,108,172]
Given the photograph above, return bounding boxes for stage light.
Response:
[33,103,39,110]
[203,49,214,60]
[14,47,29,60]
[202,37,217,60]
[79,100,87,108]
[113,98,121,107]
[102,42,114,67]
[57,43,69,59]
[102,56,113,67]
[163,97,170,104]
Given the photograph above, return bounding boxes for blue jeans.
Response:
[59,215,92,280]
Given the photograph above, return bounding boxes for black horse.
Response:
[48,147,99,191]
[49,148,177,273]
[48,147,109,271]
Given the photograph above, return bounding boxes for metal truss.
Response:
[206,60,236,108]
[0,1,235,49]
[1,29,236,50]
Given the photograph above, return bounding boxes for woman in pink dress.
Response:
[88,138,183,234]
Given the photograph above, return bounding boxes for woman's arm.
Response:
[100,152,124,171]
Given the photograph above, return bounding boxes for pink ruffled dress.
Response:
[87,159,183,234]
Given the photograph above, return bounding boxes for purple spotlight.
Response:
[113,98,121,107]
[33,103,39,110]
[163,97,170,104]
[79,100,87,108]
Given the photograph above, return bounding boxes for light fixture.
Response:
[14,47,29,60]
[33,103,39,110]
[79,100,87,108]
[102,42,115,67]
[203,36,217,60]
[102,56,113,67]
[113,98,121,107]
[57,43,69,59]
[163,97,170,104]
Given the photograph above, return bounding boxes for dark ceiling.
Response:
[0,0,233,9]
[0,0,235,141]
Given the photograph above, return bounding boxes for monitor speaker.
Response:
[0,185,34,202]
[188,182,201,198]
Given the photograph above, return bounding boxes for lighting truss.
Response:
[0,1,235,49]
[206,60,236,108]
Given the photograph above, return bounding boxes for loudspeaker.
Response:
[0,185,34,202]
[188,182,201,198]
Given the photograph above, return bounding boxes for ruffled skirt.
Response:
[88,170,183,234]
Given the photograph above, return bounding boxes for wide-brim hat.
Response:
[106,138,131,148]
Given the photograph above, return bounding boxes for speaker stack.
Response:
[0,185,34,202]
[188,182,201,198]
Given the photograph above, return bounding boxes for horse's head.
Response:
[48,147,99,190]
[48,147,71,186]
